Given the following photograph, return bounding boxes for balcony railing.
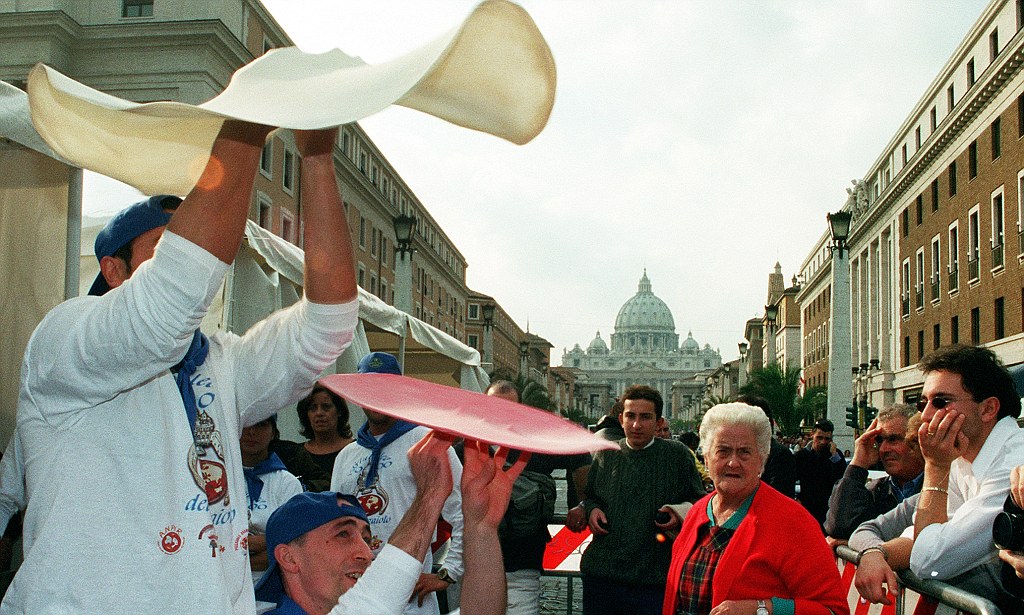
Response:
[992,242,1004,269]
[968,256,980,281]
[901,295,910,317]
[930,279,940,302]
[1019,227,1023,256]
[915,288,924,310]
[948,265,959,292]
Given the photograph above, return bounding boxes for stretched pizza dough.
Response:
[26,0,555,196]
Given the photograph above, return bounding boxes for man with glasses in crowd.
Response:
[851,344,1024,607]
[825,404,924,541]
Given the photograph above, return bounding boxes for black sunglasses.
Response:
[916,396,965,412]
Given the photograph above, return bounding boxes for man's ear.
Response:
[274,543,300,574]
[979,396,1001,422]
[99,255,129,290]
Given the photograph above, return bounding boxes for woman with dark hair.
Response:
[295,382,354,477]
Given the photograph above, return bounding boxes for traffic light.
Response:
[864,405,878,424]
[845,406,859,430]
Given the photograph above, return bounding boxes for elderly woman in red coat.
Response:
[663,403,849,615]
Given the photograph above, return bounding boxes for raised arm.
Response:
[294,128,357,305]
[387,431,454,561]
[166,120,274,263]
[459,439,527,615]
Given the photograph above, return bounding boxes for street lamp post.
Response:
[519,340,529,379]
[737,341,748,389]
[826,209,854,452]
[392,213,416,314]
[482,302,496,373]
[764,303,779,366]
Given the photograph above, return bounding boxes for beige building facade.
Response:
[797,0,1024,410]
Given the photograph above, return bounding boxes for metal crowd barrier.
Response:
[835,545,1003,615]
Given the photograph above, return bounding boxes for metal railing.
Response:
[949,265,959,291]
[835,545,1003,615]
[901,295,910,317]
[915,288,924,310]
[968,256,980,281]
[930,279,940,302]
[992,242,1005,269]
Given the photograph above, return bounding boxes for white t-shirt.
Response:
[5,232,357,614]
[331,426,464,615]
[248,467,303,585]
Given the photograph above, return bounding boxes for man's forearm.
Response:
[167,120,271,264]
[388,493,448,563]
[914,464,950,538]
[458,524,506,615]
[299,136,357,304]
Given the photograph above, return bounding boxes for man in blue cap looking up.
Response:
[7,124,359,614]
[262,431,520,615]
[331,352,464,615]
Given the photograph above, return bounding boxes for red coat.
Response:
[663,482,849,615]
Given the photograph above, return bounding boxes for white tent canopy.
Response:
[78,218,488,440]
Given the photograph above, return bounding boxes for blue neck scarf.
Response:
[172,330,209,434]
[356,419,417,488]
[244,452,288,504]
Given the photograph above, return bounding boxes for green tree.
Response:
[739,364,802,435]
[702,393,732,410]
[488,372,554,411]
[796,385,828,427]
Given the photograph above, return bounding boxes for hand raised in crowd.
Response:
[853,551,899,605]
[851,419,883,469]
[461,440,527,529]
[917,408,967,468]
[459,439,528,615]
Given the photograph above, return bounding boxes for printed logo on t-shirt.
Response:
[188,409,230,506]
[159,525,183,555]
[199,524,225,557]
[354,466,390,517]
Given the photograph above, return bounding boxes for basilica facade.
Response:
[563,271,720,421]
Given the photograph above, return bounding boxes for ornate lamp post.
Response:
[826,209,854,451]
[519,340,529,378]
[392,213,416,314]
[737,341,748,389]
[481,302,496,373]
[764,303,779,366]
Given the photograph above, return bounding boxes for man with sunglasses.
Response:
[825,405,924,540]
[851,344,1023,606]
[909,344,1024,581]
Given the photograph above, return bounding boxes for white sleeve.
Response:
[229,298,358,427]
[0,433,25,535]
[909,470,1011,579]
[23,231,227,414]
[437,447,465,581]
[330,544,421,615]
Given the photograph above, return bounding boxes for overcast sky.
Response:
[89,0,992,366]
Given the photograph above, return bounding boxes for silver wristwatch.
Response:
[755,600,769,615]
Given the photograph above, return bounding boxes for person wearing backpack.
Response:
[487,381,591,615]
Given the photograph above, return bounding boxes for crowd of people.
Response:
[3,116,1024,615]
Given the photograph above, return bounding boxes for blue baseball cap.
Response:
[88,195,180,296]
[356,352,402,375]
[254,492,369,604]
